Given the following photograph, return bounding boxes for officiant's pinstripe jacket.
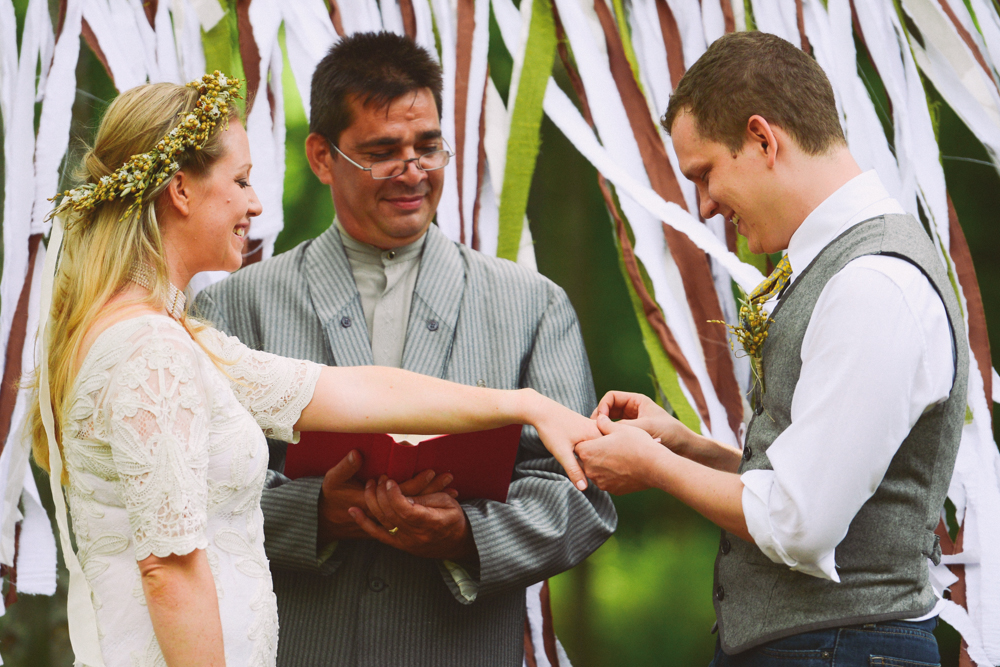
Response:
[194,224,617,667]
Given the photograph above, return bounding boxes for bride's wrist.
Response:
[514,387,544,427]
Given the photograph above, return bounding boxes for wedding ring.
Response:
[388,527,399,535]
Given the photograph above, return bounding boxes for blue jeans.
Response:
[709,618,940,667]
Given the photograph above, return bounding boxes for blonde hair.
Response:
[28,81,239,480]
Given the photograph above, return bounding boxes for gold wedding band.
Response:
[388,527,399,535]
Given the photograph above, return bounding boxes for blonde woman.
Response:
[28,74,596,667]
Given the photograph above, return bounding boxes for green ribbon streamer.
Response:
[496,0,557,261]
[202,4,246,108]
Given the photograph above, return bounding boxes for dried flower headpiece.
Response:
[50,70,242,220]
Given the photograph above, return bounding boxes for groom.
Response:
[576,31,967,665]
[195,32,615,666]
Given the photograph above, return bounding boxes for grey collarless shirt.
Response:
[336,220,426,368]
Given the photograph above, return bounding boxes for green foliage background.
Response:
[1,2,999,664]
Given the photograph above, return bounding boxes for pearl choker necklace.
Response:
[128,264,186,320]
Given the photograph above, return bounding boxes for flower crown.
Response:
[51,71,242,220]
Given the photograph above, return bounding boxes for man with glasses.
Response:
[194,31,615,667]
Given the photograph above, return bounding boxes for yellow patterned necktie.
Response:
[749,255,793,304]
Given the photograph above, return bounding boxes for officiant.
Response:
[194,31,615,667]
[575,31,967,666]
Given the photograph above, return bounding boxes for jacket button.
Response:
[340,316,352,328]
[715,585,725,601]
[369,577,386,592]
[743,446,752,461]
[426,319,439,332]
[720,538,731,555]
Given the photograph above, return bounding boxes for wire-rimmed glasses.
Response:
[331,138,454,180]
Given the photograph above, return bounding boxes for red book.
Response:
[284,424,524,503]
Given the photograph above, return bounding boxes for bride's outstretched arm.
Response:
[295,366,599,491]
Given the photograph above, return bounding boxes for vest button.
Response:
[427,319,439,332]
[720,538,731,555]
[754,402,764,416]
[340,316,352,328]
[715,585,725,601]
[369,577,387,592]
[743,446,752,461]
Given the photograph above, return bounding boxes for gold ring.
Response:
[388,527,399,535]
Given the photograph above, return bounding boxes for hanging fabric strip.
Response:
[550,18,704,431]
[280,0,339,123]
[592,0,742,438]
[429,0,462,241]
[496,0,555,260]
[552,0,724,439]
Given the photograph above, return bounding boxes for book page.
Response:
[388,433,446,446]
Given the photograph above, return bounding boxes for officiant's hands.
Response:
[318,450,457,544]
[347,476,477,563]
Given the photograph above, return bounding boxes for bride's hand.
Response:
[524,390,601,491]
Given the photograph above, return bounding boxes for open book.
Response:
[284,424,524,503]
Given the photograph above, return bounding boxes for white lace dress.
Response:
[61,314,322,667]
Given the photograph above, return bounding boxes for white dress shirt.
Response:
[741,170,955,617]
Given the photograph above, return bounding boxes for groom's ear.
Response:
[305,132,336,186]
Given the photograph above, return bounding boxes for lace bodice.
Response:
[62,315,321,667]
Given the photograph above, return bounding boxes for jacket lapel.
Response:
[401,225,466,379]
[304,225,375,367]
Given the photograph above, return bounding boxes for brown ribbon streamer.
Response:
[794,0,811,53]
[593,0,743,435]
[654,0,686,90]
[236,0,262,115]
[453,0,477,245]
[81,19,114,85]
[398,0,418,40]
[539,579,561,667]
[142,0,157,28]
[327,0,346,37]
[936,518,974,667]
[947,195,992,422]
[471,72,488,251]
[523,617,538,667]
[0,234,42,609]
[719,0,735,34]
[934,0,999,97]
[554,14,713,426]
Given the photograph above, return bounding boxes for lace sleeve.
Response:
[199,328,322,442]
[105,327,212,561]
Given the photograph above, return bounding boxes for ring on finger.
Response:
[388,526,399,535]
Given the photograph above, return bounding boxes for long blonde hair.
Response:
[28,82,239,479]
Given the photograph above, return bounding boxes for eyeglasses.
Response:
[331,139,454,180]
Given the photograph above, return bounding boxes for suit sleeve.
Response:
[451,285,617,603]
[193,287,343,575]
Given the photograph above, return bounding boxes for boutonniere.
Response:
[711,289,773,407]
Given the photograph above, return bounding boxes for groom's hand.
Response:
[348,477,477,563]
[318,451,454,544]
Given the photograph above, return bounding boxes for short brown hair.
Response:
[662,31,845,155]
[310,32,443,146]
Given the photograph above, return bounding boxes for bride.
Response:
[27,73,596,667]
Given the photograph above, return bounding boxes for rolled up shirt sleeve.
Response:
[741,258,953,581]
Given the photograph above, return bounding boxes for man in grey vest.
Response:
[194,32,615,667]
[575,31,967,665]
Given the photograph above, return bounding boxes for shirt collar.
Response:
[785,170,900,281]
[335,219,427,267]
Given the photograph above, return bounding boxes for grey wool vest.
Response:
[714,214,969,654]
